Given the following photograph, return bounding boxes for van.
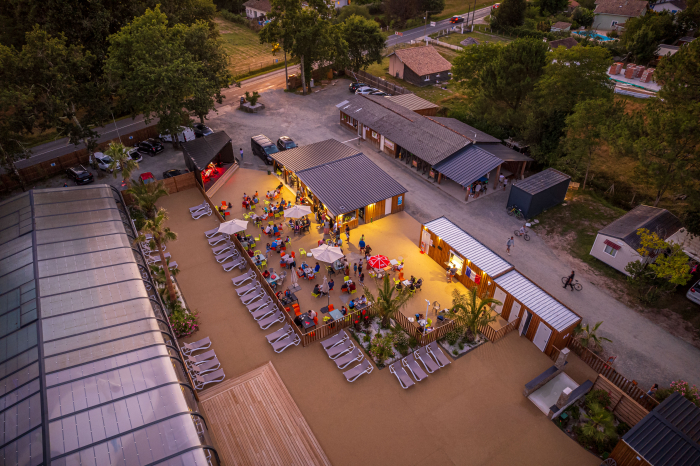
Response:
[160,126,196,143]
[251,134,279,165]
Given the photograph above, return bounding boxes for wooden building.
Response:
[422,217,581,355]
[388,46,452,87]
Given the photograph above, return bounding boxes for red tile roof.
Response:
[390,46,452,76]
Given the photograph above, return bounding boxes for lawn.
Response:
[430,28,512,45]
[434,0,499,20]
[363,55,457,103]
[215,17,281,78]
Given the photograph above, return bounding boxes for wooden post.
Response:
[437,172,442,184]
[520,161,526,179]
[493,165,501,189]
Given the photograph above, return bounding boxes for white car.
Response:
[127,147,142,163]
[355,87,378,95]
[94,152,119,172]
[686,280,700,305]
[159,126,196,143]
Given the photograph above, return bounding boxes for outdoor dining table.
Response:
[303,266,314,276]
[402,280,412,287]
[355,303,368,311]
[254,254,266,264]
[328,309,344,321]
[280,293,298,306]
[301,314,315,330]
[266,273,280,284]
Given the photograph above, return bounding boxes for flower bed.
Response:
[349,316,417,369]
[438,332,487,358]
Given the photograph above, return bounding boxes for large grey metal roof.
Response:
[623,392,700,466]
[270,139,361,173]
[0,185,217,466]
[599,205,683,250]
[430,117,501,143]
[384,94,439,112]
[296,154,407,217]
[423,217,513,277]
[475,143,534,162]
[512,168,571,195]
[495,271,580,331]
[433,146,503,188]
[338,95,470,165]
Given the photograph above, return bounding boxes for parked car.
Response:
[163,169,189,179]
[491,2,501,10]
[137,138,164,156]
[251,134,279,165]
[160,126,196,143]
[193,123,214,138]
[276,136,297,151]
[355,87,378,95]
[449,15,464,23]
[686,280,700,305]
[349,82,368,93]
[127,147,142,162]
[94,152,119,172]
[139,172,156,184]
[66,165,94,185]
[369,90,389,96]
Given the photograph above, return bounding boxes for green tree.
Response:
[621,11,681,65]
[635,228,692,287]
[445,288,500,338]
[364,275,414,328]
[492,0,527,28]
[572,7,594,27]
[335,4,371,22]
[339,15,384,72]
[125,178,169,221]
[105,142,139,188]
[136,208,178,302]
[580,403,617,447]
[573,321,612,351]
[534,0,568,15]
[655,38,700,107]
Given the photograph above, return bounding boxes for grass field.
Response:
[215,17,281,78]
[430,28,511,45]
[434,0,499,20]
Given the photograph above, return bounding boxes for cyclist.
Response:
[519,224,527,236]
[563,270,575,291]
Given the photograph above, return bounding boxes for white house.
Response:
[590,205,683,275]
[592,0,648,31]
[244,0,271,19]
[652,0,686,13]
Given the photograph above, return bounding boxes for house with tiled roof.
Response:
[244,0,271,19]
[651,0,686,13]
[592,0,648,30]
[551,21,572,31]
[388,46,452,87]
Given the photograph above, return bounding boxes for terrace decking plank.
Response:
[199,361,331,466]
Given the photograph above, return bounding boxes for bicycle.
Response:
[514,230,530,241]
[561,276,583,291]
[507,205,524,219]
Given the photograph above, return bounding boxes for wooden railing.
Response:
[392,311,456,346]
[480,317,521,343]
[300,306,379,347]
[549,346,561,364]
[565,339,659,411]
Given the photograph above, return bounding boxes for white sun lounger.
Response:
[257,311,284,330]
[320,330,349,350]
[272,333,301,353]
[402,354,428,382]
[189,356,220,376]
[147,252,171,265]
[390,361,415,389]
[192,206,212,220]
[251,304,276,321]
[235,281,260,296]
[241,287,264,305]
[157,260,178,270]
[194,368,225,390]
[185,349,216,368]
[415,346,440,374]
[427,341,451,368]
[232,269,256,286]
[326,340,354,360]
[204,227,219,238]
[215,249,238,263]
[222,257,246,272]
[190,203,207,213]
[181,337,211,356]
[344,359,373,382]
[208,235,228,246]
[266,323,293,344]
[246,296,272,312]
[212,243,233,255]
[334,347,364,370]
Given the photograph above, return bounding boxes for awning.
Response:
[604,239,621,251]
[433,145,502,187]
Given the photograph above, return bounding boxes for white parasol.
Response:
[284,204,312,218]
[320,276,329,294]
[217,219,248,235]
[310,244,344,263]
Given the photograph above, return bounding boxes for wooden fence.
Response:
[592,375,650,427]
[122,172,197,206]
[299,305,379,347]
[345,69,409,96]
[480,317,521,343]
[564,339,659,411]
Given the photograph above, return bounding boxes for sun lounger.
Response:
[232,269,256,286]
[257,310,284,330]
[157,260,178,270]
[320,330,348,350]
[272,333,300,353]
[208,235,228,246]
[147,252,171,265]
[215,249,238,263]
[181,336,211,356]
[189,356,220,375]
[190,203,207,213]
[241,287,264,305]
[204,227,219,238]
[266,323,293,344]
[212,243,233,255]
[389,361,415,389]
[223,257,246,272]
[246,296,272,312]
[192,206,212,220]
[251,304,276,321]
[235,281,260,296]
[344,359,373,382]
[325,340,354,360]
[185,349,216,367]
[194,368,225,390]
[402,354,428,382]
[415,346,440,374]
[427,341,451,368]
[334,347,364,370]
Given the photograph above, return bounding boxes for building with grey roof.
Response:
[507,168,571,219]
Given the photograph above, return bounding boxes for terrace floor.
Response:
[157,185,600,466]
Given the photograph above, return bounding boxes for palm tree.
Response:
[105,142,138,188]
[446,287,501,338]
[363,275,413,328]
[580,402,616,445]
[125,178,169,220]
[136,208,178,303]
[573,321,612,351]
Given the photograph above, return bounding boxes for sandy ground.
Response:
[158,187,599,466]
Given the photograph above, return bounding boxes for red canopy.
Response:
[368,255,390,269]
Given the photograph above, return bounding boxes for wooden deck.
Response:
[199,362,331,466]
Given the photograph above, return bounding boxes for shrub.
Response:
[445,330,461,346]
[219,9,246,24]
[585,389,612,410]
[577,403,617,453]
[565,405,581,421]
[408,336,419,349]
[369,334,395,365]
[453,349,459,356]
[363,334,371,343]
[245,91,261,106]
[393,331,410,356]
[657,380,700,407]
[616,422,631,437]
[170,309,200,338]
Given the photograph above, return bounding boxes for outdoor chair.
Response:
[235,280,260,296]
[325,339,354,360]
[299,248,306,256]
[251,304,276,321]
[181,336,211,356]
[344,359,373,382]
[427,341,451,368]
[231,269,256,286]
[189,356,221,376]
[185,349,216,368]
[272,333,301,353]
[192,206,212,220]
[212,243,233,255]
[204,227,219,238]
[266,323,293,344]
[257,310,285,330]
[414,346,440,374]
[389,361,415,389]
[402,354,428,382]
[194,368,225,390]
[334,347,364,370]
[208,235,228,246]
[241,287,264,305]
[190,202,207,213]
[222,257,246,272]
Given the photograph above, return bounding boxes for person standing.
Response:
[358,262,363,276]
[359,272,365,286]
[503,177,508,191]
[499,173,505,189]
[345,224,350,241]
[465,185,471,202]
[353,262,358,276]
[359,235,366,255]
[563,270,575,290]
[239,148,244,161]
[506,236,514,256]
[474,183,481,198]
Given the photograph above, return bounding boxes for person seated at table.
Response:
[340,306,348,315]
[288,218,294,228]
[247,248,255,258]
[272,225,279,235]
[340,282,349,293]
[264,224,272,235]
[409,275,416,284]
[265,243,272,255]
[262,269,270,279]
[408,281,416,292]
[294,314,303,327]
[312,283,322,296]
[253,194,259,204]
[328,278,335,291]
[308,309,317,320]
[266,191,272,199]
[348,282,356,293]
[395,281,403,291]
[358,294,367,305]
[348,299,355,310]
[335,237,343,247]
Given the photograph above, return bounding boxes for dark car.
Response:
[66,165,94,185]
[137,138,164,156]
[349,82,368,93]
[193,123,214,138]
[163,169,189,179]
[276,136,297,151]
[251,134,279,165]
[449,15,464,23]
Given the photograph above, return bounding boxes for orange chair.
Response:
[398,271,405,281]
[285,306,292,313]
[328,304,335,312]
[293,303,301,316]
[313,316,318,325]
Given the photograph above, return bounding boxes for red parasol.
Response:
[368,255,390,269]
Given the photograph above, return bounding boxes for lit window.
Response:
[604,244,617,257]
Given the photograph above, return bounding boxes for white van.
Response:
[159,126,196,143]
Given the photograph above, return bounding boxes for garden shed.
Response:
[507,168,571,219]
[182,131,235,195]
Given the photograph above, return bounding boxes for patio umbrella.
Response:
[367,255,390,269]
[320,276,329,295]
[310,244,344,263]
[284,204,312,219]
[217,219,248,235]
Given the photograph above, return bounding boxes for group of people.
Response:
[266,184,283,200]
[241,192,259,210]
[465,181,487,201]
[397,275,422,292]
[289,217,311,235]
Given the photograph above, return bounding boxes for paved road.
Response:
[385,6,493,47]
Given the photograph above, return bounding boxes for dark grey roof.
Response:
[599,205,683,250]
[513,168,570,195]
[338,95,470,165]
[270,139,360,173]
[476,143,534,162]
[296,154,407,216]
[433,146,503,187]
[181,130,231,171]
[430,117,501,143]
[623,392,700,466]
[384,94,439,112]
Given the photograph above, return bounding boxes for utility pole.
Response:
[423,10,429,45]
[470,0,478,30]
